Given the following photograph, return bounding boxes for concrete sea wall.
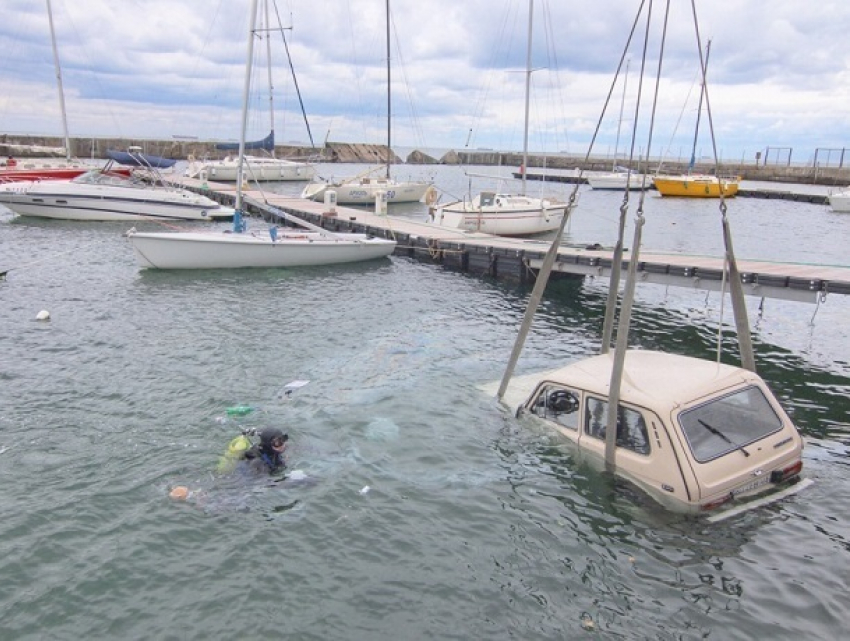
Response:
[2,133,847,186]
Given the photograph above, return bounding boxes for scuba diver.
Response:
[242,427,289,474]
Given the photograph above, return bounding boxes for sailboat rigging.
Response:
[0,0,109,182]
[126,0,396,270]
[299,0,432,206]
[429,0,567,236]
[653,39,740,197]
[184,0,316,182]
[586,58,646,191]
[485,0,806,517]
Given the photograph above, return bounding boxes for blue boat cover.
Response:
[215,131,275,152]
[106,149,177,168]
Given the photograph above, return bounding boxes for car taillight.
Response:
[770,460,803,484]
[701,493,733,512]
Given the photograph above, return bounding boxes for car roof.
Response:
[540,350,758,412]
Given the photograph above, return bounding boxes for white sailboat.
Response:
[300,0,432,206]
[183,0,315,183]
[484,2,806,517]
[429,0,566,236]
[586,59,647,191]
[126,0,396,270]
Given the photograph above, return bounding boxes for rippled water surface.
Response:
[1,167,849,640]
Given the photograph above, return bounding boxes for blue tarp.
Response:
[215,131,275,152]
[106,149,177,168]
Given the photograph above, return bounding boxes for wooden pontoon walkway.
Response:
[179,176,850,304]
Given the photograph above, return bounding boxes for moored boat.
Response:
[0,154,128,183]
[186,153,315,182]
[125,0,397,271]
[301,173,432,205]
[0,167,233,222]
[430,191,566,236]
[652,173,740,197]
[126,225,396,270]
[587,169,648,191]
[429,1,566,236]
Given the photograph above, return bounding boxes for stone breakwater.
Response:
[2,133,847,186]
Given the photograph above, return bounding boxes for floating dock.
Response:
[177,177,850,303]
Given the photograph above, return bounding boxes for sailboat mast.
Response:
[521,0,534,195]
[689,39,711,172]
[613,58,630,172]
[263,0,276,157]
[386,0,391,179]
[45,0,71,161]
[236,0,260,211]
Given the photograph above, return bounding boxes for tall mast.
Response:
[386,0,391,179]
[689,39,711,172]
[236,0,260,211]
[521,0,533,195]
[613,58,630,172]
[263,0,276,157]
[46,0,71,161]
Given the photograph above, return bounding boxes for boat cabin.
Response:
[501,350,805,515]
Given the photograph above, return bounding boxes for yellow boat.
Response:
[653,173,740,197]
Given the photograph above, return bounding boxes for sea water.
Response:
[0,164,848,639]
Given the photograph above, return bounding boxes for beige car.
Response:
[493,350,807,516]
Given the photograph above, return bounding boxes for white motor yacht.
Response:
[0,169,234,222]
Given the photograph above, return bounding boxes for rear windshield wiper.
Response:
[698,419,750,457]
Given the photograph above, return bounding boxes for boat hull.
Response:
[828,190,850,212]
[301,180,431,205]
[653,174,740,197]
[1,167,88,182]
[187,157,316,182]
[0,181,233,222]
[587,172,648,190]
[127,230,397,269]
[432,194,566,236]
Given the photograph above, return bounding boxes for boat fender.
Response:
[424,186,439,206]
[269,227,278,242]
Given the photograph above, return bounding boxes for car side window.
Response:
[584,397,651,456]
[530,385,581,431]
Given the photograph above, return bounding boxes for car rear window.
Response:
[678,386,784,462]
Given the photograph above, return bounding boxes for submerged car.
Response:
[491,350,807,516]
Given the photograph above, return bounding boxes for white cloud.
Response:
[0,0,848,162]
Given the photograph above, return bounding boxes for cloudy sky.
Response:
[1,0,848,165]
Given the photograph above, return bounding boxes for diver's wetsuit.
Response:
[244,428,288,474]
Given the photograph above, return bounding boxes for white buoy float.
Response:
[36,310,50,321]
